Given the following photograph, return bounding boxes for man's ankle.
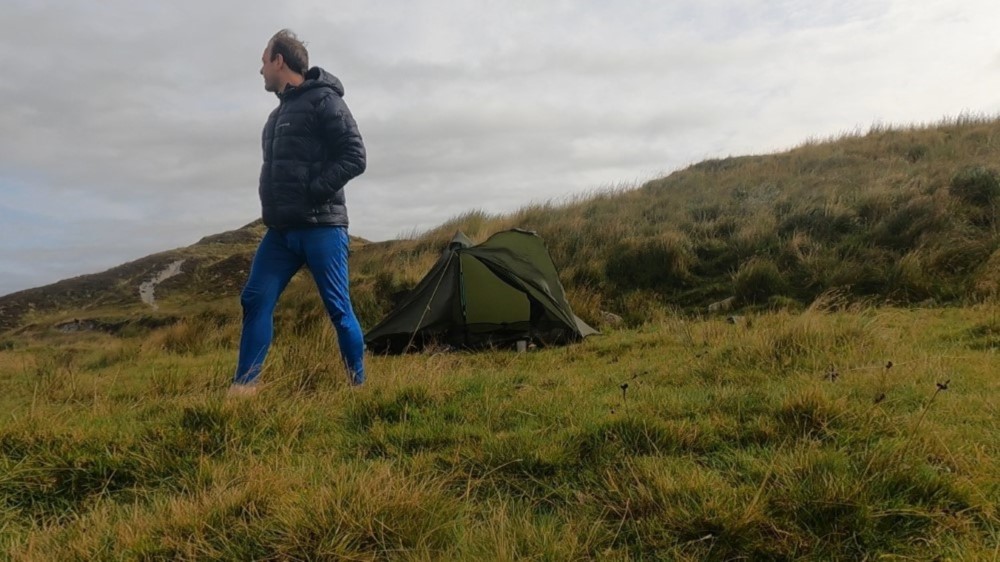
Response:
[227,382,259,397]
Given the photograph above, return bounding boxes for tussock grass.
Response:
[2,116,1000,559]
[8,116,1000,336]
[336,116,1000,329]
[1,304,997,560]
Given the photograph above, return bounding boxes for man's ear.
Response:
[274,53,285,69]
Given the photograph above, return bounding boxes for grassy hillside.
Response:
[4,116,1000,337]
[0,221,264,334]
[0,302,997,559]
[0,221,368,335]
[348,116,1000,332]
[1,117,999,559]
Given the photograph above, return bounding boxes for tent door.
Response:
[459,254,531,334]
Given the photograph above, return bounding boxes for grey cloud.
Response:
[3,0,1000,296]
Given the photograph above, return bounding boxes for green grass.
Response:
[1,303,997,560]
[2,114,1000,559]
[6,115,1000,336]
[342,115,1000,331]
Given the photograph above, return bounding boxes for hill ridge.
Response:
[2,116,999,335]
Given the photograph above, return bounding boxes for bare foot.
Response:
[226,383,259,398]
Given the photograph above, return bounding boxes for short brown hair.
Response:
[268,29,308,75]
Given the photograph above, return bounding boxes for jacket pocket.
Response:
[307,162,326,203]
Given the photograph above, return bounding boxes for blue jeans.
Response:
[234,226,365,385]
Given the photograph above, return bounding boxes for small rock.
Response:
[708,297,736,312]
[599,310,623,327]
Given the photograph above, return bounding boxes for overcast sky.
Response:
[2,0,999,296]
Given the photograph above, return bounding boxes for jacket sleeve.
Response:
[310,93,367,201]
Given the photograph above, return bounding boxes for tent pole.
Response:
[404,253,454,353]
[459,253,469,347]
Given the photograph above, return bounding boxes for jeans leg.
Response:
[301,226,366,385]
[234,230,303,385]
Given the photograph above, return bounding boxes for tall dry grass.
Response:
[342,116,1000,334]
[1,302,998,559]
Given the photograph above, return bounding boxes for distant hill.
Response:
[347,116,1000,327]
[0,220,366,333]
[2,116,999,335]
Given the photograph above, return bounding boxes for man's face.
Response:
[260,44,281,92]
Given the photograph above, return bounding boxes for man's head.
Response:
[260,29,309,93]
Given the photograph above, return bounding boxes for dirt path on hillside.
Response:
[139,260,185,310]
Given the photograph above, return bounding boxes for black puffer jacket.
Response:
[259,67,366,228]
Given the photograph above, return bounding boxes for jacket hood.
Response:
[279,66,344,99]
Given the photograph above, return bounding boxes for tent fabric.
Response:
[364,229,597,353]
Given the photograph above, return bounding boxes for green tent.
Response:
[365,229,597,354]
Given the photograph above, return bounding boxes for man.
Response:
[230,29,367,396]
